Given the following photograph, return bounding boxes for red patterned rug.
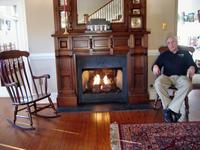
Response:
[110,122,200,150]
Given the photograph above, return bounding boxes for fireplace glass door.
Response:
[76,55,128,104]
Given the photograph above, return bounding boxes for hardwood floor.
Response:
[0,90,199,150]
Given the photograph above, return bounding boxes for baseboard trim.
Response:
[148,50,159,56]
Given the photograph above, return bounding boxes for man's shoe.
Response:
[171,111,182,122]
[163,109,173,123]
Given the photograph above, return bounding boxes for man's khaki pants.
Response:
[154,75,192,121]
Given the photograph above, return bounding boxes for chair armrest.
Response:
[191,74,200,89]
[178,45,195,53]
[192,74,200,85]
[33,74,50,79]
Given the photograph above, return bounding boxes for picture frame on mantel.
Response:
[133,0,140,4]
[132,9,141,15]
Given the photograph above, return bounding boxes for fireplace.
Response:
[76,55,128,104]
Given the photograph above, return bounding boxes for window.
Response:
[0,0,28,51]
[0,5,18,50]
[177,0,200,61]
[0,0,28,96]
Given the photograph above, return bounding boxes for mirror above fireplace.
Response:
[77,0,124,24]
[54,0,147,34]
[70,0,129,32]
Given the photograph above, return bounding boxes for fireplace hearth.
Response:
[76,55,128,104]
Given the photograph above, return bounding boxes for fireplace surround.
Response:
[52,0,150,107]
[76,55,128,104]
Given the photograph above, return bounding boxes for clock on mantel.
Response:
[52,0,150,108]
[128,0,146,31]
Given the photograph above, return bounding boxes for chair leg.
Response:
[33,102,37,115]
[185,96,189,122]
[154,94,160,110]
[48,97,57,114]
[154,99,158,109]
[26,104,33,127]
[13,105,18,124]
[32,97,59,118]
[7,104,35,130]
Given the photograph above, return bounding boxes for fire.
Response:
[93,74,111,86]
[82,69,122,93]
[103,75,111,85]
[93,74,101,85]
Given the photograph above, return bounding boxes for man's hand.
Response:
[153,65,161,76]
[187,66,195,78]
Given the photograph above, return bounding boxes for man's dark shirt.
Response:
[153,48,197,76]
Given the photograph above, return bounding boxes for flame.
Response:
[93,74,101,85]
[93,74,111,86]
[103,75,111,85]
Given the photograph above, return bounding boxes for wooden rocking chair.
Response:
[0,50,59,129]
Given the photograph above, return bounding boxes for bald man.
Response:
[152,35,197,122]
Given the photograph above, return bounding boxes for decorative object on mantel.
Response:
[63,0,69,35]
[85,18,111,33]
[130,17,142,28]
[132,0,140,4]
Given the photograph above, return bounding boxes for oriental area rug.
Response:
[110,122,200,150]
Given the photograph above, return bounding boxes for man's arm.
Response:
[185,50,198,78]
[152,52,164,76]
[152,65,161,76]
[187,66,196,78]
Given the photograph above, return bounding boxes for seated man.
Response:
[152,35,198,123]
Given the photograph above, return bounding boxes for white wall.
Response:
[147,0,177,49]
[25,0,57,101]
[25,0,55,54]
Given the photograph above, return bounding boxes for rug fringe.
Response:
[110,122,121,150]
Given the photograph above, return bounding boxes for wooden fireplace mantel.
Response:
[52,0,150,107]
